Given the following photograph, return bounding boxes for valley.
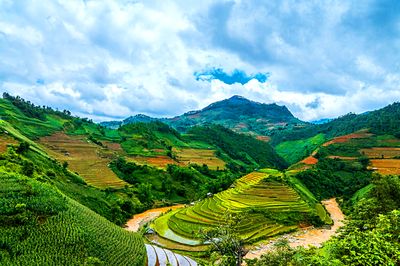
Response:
[0,94,399,265]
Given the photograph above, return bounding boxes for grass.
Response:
[0,171,146,265]
[350,184,374,205]
[275,133,325,165]
[150,170,327,251]
[39,132,127,188]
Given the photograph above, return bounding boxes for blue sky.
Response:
[0,0,400,121]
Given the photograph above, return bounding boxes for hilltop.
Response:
[101,95,305,137]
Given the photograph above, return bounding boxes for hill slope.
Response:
[101,95,305,137]
[0,171,146,265]
[166,95,303,134]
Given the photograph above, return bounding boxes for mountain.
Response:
[100,114,157,129]
[166,95,303,134]
[101,95,305,137]
[310,118,333,124]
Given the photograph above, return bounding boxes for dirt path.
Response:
[125,205,185,232]
[245,198,345,260]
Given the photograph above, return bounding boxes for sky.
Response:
[1,0,400,122]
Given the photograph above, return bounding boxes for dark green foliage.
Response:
[110,157,240,205]
[16,142,30,154]
[248,209,323,227]
[3,92,73,121]
[188,125,287,169]
[295,158,372,200]
[270,102,400,145]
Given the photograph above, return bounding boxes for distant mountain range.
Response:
[101,95,305,136]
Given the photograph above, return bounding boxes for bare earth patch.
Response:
[0,133,17,153]
[125,205,185,232]
[244,198,345,260]
[301,156,318,165]
[323,131,373,147]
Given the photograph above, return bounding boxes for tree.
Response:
[199,212,247,266]
[16,142,30,154]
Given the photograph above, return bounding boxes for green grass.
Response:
[0,171,146,265]
[350,184,374,205]
[275,133,325,165]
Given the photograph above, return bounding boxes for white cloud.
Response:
[0,0,399,122]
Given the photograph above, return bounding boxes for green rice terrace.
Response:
[147,169,331,252]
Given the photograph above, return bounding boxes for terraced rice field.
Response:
[174,148,225,170]
[128,155,177,169]
[39,132,127,188]
[370,159,400,175]
[145,244,197,266]
[129,148,225,170]
[323,131,373,147]
[360,147,400,159]
[150,170,320,250]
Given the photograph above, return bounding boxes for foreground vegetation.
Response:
[148,169,330,253]
[246,174,400,266]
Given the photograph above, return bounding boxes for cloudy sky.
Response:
[1,0,400,121]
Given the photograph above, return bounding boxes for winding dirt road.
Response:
[245,198,345,260]
[125,205,185,232]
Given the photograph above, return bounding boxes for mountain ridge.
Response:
[101,95,304,136]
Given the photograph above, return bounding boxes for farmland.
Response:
[149,170,329,251]
[276,133,325,165]
[0,171,146,265]
[370,159,400,175]
[128,148,225,170]
[174,148,226,170]
[361,147,400,158]
[39,132,127,188]
[128,155,177,169]
[322,131,373,147]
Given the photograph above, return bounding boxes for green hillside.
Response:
[270,102,400,145]
[275,133,325,165]
[0,171,145,265]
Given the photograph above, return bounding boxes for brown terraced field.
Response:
[174,148,226,170]
[129,148,225,170]
[370,159,400,175]
[360,147,400,159]
[39,132,127,188]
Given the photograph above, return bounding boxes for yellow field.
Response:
[127,155,176,169]
[360,147,400,159]
[174,148,226,170]
[39,133,127,188]
[370,159,400,175]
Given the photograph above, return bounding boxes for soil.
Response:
[125,205,185,232]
